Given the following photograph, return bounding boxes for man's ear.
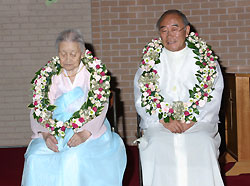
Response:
[185,25,190,37]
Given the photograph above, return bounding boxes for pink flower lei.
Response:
[29,50,110,137]
[138,32,218,123]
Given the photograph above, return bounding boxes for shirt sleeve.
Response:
[134,68,160,129]
[30,109,49,139]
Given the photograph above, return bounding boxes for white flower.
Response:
[56,121,63,127]
[148,60,155,67]
[188,115,194,120]
[195,43,200,48]
[143,92,148,97]
[144,57,150,63]
[202,74,207,79]
[156,47,161,52]
[49,119,55,124]
[188,108,194,113]
[93,73,101,81]
[100,97,106,101]
[37,103,43,109]
[148,42,154,47]
[35,109,42,116]
[89,110,95,115]
[145,105,150,110]
[94,59,101,65]
[195,93,201,99]
[185,101,192,107]
[188,98,194,103]
[162,105,169,113]
[45,67,52,73]
[36,79,42,86]
[199,99,206,107]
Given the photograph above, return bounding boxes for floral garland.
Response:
[139,32,218,123]
[28,50,110,137]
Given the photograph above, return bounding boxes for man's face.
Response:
[159,13,190,52]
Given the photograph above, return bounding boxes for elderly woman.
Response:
[22,29,126,186]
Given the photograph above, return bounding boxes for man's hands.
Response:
[67,130,91,147]
[42,130,92,152]
[160,119,194,133]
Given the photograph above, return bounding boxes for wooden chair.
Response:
[107,90,118,133]
[136,114,143,186]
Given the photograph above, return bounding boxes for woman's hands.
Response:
[67,129,91,147]
[160,119,195,133]
[42,130,91,152]
[42,132,59,152]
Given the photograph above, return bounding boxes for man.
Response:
[134,10,224,186]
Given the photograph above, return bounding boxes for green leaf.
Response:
[106,76,110,82]
[28,103,34,108]
[189,90,194,97]
[187,42,195,49]
[194,108,199,115]
[31,76,37,84]
[164,116,169,123]
[155,59,160,64]
[193,50,200,56]
[45,0,57,6]
[33,112,38,119]
[192,117,197,122]
[56,67,61,75]
[207,96,212,102]
[146,109,152,115]
[159,113,163,119]
[207,44,212,50]
[72,111,80,118]
[47,105,56,111]
[44,99,50,105]
[195,61,203,66]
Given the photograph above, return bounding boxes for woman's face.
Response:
[58,41,83,72]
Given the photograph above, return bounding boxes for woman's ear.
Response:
[81,49,85,58]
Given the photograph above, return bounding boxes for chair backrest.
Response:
[137,113,142,138]
[107,90,118,133]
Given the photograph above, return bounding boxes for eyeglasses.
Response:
[160,26,186,35]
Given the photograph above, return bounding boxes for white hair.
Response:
[55,29,85,51]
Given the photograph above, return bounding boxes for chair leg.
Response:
[138,148,143,186]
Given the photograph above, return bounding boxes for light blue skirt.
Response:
[21,119,127,186]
